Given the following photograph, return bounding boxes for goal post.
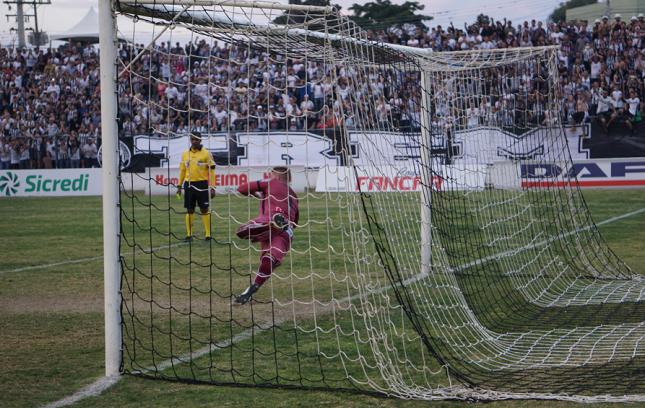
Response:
[419,70,432,279]
[99,0,121,377]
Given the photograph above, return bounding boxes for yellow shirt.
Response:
[179,147,216,186]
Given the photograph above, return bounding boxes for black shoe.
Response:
[204,236,212,241]
[271,213,288,231]
[184,236,192,242]
[235,283,259,305]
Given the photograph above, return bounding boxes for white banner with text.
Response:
[518,158,645,189]
[0,169,102,197]
[315,165,487,193]
[142,166,314,195]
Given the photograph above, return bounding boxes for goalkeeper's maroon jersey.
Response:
[238,178,299,225]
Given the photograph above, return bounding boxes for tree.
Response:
[475,14,492,26]
[550,0,597,23]
[273,0,340,26]
[348,0,432,30]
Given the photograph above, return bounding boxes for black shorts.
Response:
[572,111,585,124]
[597,111,611,121]
[183,180,209,211]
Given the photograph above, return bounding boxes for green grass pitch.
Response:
[0,189,643,408]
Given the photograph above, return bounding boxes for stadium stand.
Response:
[1,14,644,169]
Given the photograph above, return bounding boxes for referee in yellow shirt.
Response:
[176,132,216,241]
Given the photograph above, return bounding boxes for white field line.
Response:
[7,207,645,277]
[0,242,187,275]
[42,376,120,408]
[39,206,645,407]
[594,206,645,227]
[454,207,645,273]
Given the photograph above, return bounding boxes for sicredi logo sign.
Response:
[24,173,90,193]
[0,169,103,197]
[0,171,20,196]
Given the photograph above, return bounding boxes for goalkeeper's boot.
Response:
[235,283,259,305]
[184,236,193,242]
[271,213,289,231]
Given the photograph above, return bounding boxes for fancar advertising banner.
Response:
[315,165,487,193]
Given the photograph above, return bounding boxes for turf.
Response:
[0,190,643,408]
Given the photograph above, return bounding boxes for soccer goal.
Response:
[99,0,645,402]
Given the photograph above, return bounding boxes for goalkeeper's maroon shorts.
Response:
[236,216,291,265]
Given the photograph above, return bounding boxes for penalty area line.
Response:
[1,255,104,275]
[0,242,187,275]
[454,206,645,273]
[41,375,120,408]
[8,207,644,276]
[40,206,645,407]
[595,206,645,226]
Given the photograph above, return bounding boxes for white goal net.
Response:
[110,1,644,402]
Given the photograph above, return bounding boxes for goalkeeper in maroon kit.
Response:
[234,166,299,305]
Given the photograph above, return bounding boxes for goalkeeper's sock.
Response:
[201,212,212,239]
[254,256,275,286]
[185,213,194,238]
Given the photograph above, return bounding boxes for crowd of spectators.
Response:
[0,45,100,169]
[370,13,645,134]
[2,12,645,169]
